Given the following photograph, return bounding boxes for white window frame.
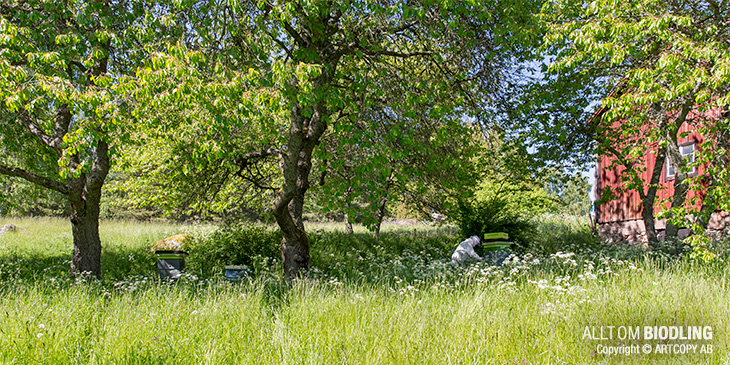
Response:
[665,142,696,180]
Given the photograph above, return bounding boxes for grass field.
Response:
[0,217,728,364]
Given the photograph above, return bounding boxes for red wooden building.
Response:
[594,108,728,242]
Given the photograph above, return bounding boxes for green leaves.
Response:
[542,0,730,244]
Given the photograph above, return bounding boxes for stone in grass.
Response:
[150,233,189,252]
[0,224,22,234]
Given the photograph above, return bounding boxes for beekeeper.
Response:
[451,235,482,264]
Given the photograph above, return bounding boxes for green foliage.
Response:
[118,52,283,218]
[0,0,163,175]
[528,215,603,255]
[313,117,480,233]
[454,195,534,248]
[0,177,68,217]
[184,223,460,283]
[186,224,282,277]
[475,179,556,216]
[0,172,164,220]
[392,200,428,220]
[308,228,459,282]
[448,131,578,247]
[0,0,181,275]
[685,233,716,263]
[452,166,592,249]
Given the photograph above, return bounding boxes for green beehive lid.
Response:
[482,232,511,249]
[483,232,509,240]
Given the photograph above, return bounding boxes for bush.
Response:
[453,196,533,247]
[186,224,282,278]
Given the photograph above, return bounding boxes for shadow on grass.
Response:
[0,246,158,286]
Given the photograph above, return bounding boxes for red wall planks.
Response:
[596,115,708,224]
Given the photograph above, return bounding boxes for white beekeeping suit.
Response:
[451,235,482,264]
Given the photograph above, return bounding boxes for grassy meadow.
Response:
[0,217,728,364]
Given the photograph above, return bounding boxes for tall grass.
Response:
[0,217,728,364]
[0,217,203,281]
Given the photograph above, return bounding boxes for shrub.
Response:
[186,224,281,278]
[453,196,533,247]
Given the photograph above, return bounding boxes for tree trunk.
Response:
[279,188,310,278]
[344,187,354,235]
[275,185,312,278]
[373,196,388,238]
[697,186,715,231]
[68,140,110,278]
[372,173,393,239]
[70,208,103,278]
[665,174,689,238]
[279,223,310,278]
[68,184,104,277]
[663,102,696,239]
[641,147,667,246]
[588,211,597,236]
[641,197,659,245]
[271,22,337,277]
[0,133,109,279]
[344,213,354,234]
[274,101,325,278]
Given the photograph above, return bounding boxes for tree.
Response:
[0,1,165,277]
[542,0,730,245]
[313,95,480,237]
[131,0,542,277]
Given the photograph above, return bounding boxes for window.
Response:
[665,142,696,180]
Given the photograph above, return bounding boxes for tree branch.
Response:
[266,31,294,59]
[18,109,62,154]
[237,167,277,191]
[358,46,434,58]
[603,143,649,200]
[282,21,308,48]
[53,103,71,146]
[0,164,69,195]
[234,147,280,167]
[69,60,88,75]
[392,20,419,34]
